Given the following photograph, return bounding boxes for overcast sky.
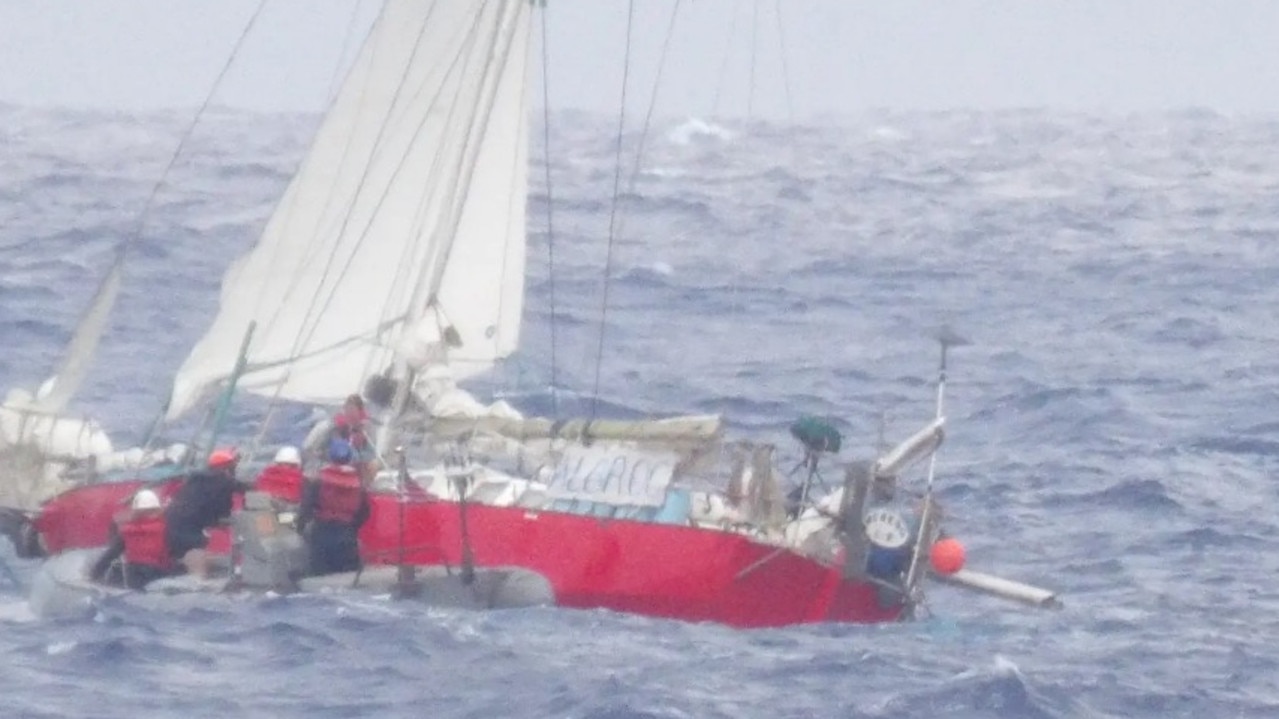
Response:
[1,0,1277,119]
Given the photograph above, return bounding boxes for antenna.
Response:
[901,327,970,603]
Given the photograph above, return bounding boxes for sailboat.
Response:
[25,0,1060,626]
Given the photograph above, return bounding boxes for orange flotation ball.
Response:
[929,537,966,575]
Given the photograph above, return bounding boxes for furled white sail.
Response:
[167,0,532,421]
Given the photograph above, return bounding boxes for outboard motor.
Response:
[231,491,308,591]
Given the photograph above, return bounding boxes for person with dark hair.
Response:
[163,447,249,579]
[334,394,370,451]
[297,438,370,576]
[333,393,382,482]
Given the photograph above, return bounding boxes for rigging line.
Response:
[749,0,759,118]
[248,1,430,446]
[711,0,739,118]
[325,0,371,105]
[490,13,536,402]
[612,0,684,247]
[264,0,379,320]
[244,0,393,354]
[539,1,559,417]
[362,4,514,389]
[407,5,529,343]
[252,4,461,453]
[590,0,637,420]
[248,0,387,450]
[126,0,269,436]
[273,4,456,382]
[360,7,495,374]
[283,5,439,357]
[295,5,518,396]
[357,14,488,381]
[125,0,272,262]
[772,0,794,122]
[378,32,526,444]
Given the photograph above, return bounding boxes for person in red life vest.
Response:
[333,393,381,481]
[88,489,178,589]
[333,394,370,451]
[297,437,370,576]
[164,447,252,579]
[253,445,305,506]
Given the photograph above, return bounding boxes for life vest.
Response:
[334,410,370,450]
[314,465,364,524]
[255,464,305,505]
[119,511,173,570]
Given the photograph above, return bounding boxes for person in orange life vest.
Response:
[253,445,305,506]
[297,437,370,576]
[88,489,178,589]
[164,447,252,579]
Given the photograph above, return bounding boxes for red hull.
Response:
[30,481,905,628]
[358,494,905,628]
[32,477,232,556]
[34,480,157,554]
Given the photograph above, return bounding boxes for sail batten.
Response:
[167,0,533,420]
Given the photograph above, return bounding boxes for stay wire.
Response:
[127,0,272,260]
[772,0,795,122]
[749,0,759,118]
[539,3,560,418]
[711,1,739,118]
[590,0,638,420]
[612,0,684,248]
[139,0,271,445]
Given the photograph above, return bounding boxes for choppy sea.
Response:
[1,104,1278,718]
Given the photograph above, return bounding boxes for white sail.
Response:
[33,251,125,415]
[167,0,533,420]
[0,249,121,497]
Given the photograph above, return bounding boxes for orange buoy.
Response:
[929,537,966,575]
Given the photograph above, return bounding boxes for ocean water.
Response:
[2,103,1279,718]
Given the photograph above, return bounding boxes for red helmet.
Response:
[207,447,240,469]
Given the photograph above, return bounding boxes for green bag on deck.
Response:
[789,416,842,454]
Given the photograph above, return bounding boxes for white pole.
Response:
[933,568,1063,609]
[902,330,966,600]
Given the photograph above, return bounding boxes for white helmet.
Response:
[273,445,302,466]
[131,489,162,512]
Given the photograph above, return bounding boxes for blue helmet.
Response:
[328,437,355,464]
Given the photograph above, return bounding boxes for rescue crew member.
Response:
[253,445,305,505]
[88,488,177,589]
[164,447,250,579]
[297,438,370,576]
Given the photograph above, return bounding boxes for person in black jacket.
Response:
[163,447,250,579]
[297,438,371,576]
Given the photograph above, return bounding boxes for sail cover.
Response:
[167,0,532,420]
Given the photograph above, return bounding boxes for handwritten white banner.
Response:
[544,444,680,508]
